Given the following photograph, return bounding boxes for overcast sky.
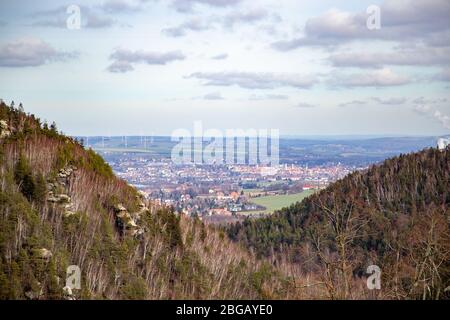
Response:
[0,0,449,136]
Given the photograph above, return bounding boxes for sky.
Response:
[0,0,449,136]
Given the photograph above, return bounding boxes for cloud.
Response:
[433,68,450,82]
[108,49,185,72]
[0,38,78,67]
[329,47,450,69]
[424,30,450,47]
[338,100,367,108]
[371,97,407,105]
[272,9,369,50]
[249,94,289,100]
[328,68,411,88]
[272,0,450,51]
[107,60,134,73]
[413,97,448,105]
[162,18,213,37]
[171,0,242,13]
[187,71,318,89]
[294,102,317,108]
[85,13,117,28]
[100,0,144,14]
[414,105,450,129]
[223,8,270,29]
[211,53,228,60]
[162,8,275,37]
[338,97,407,107]
[203,92,224,100]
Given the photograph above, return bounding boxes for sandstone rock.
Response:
[57,194,71,203]
[47,196,59,203]
[127,219,138,228]
[132,207,150,221]
[138,201,146,209]
[0,120,8,129]
[47,194,71,204]
[63,286,73,296]
[114,204,127,212]
[0,120,11,139]
[63,210,77,218]
[36,248,52,259]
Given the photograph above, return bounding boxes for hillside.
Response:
[0,101,295,300]
[228,147,450,299]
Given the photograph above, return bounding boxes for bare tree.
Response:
[310,196,368,299]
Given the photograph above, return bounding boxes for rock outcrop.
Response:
[113,196,151,237]
[47,166,78,218]
[0,119,12,139]
[114,204,142,236]
[36,248,53,259]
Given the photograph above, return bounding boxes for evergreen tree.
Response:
[14,155,36,201]
[50,121,57,134]
[33,173,47,205]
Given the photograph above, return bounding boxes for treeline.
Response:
[228,147,450,299]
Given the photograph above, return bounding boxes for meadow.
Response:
[245,190,315,215]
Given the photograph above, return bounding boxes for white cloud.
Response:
[162,7,275,37]
[433,68,450,82]
[203,92,224,100]
[329,68,411,88]
[100,0,144,14]
[0,38,77,67]
[414,105,450,129]
[371,97,407,105]
[294,102,317,108]
[329,47,450,69]
[249,94,288,100]
[338,100,367,107]
[223,8,270,29]
[413,97,448,105]
[171,0,242,13]
[187,71,318,89]
[107,60,134,73]
[272,0,450,51]
[211,53,228,60]
[162,18,213,37]
[108,49,186,72]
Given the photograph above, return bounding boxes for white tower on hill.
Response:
[437,136,450,151]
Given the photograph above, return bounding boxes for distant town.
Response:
[91,135,436,223]
[104,155,363,223]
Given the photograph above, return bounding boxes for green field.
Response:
[246,190,315,215]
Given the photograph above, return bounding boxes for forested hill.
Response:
[0,101,294,300]
[228,147,450,299]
